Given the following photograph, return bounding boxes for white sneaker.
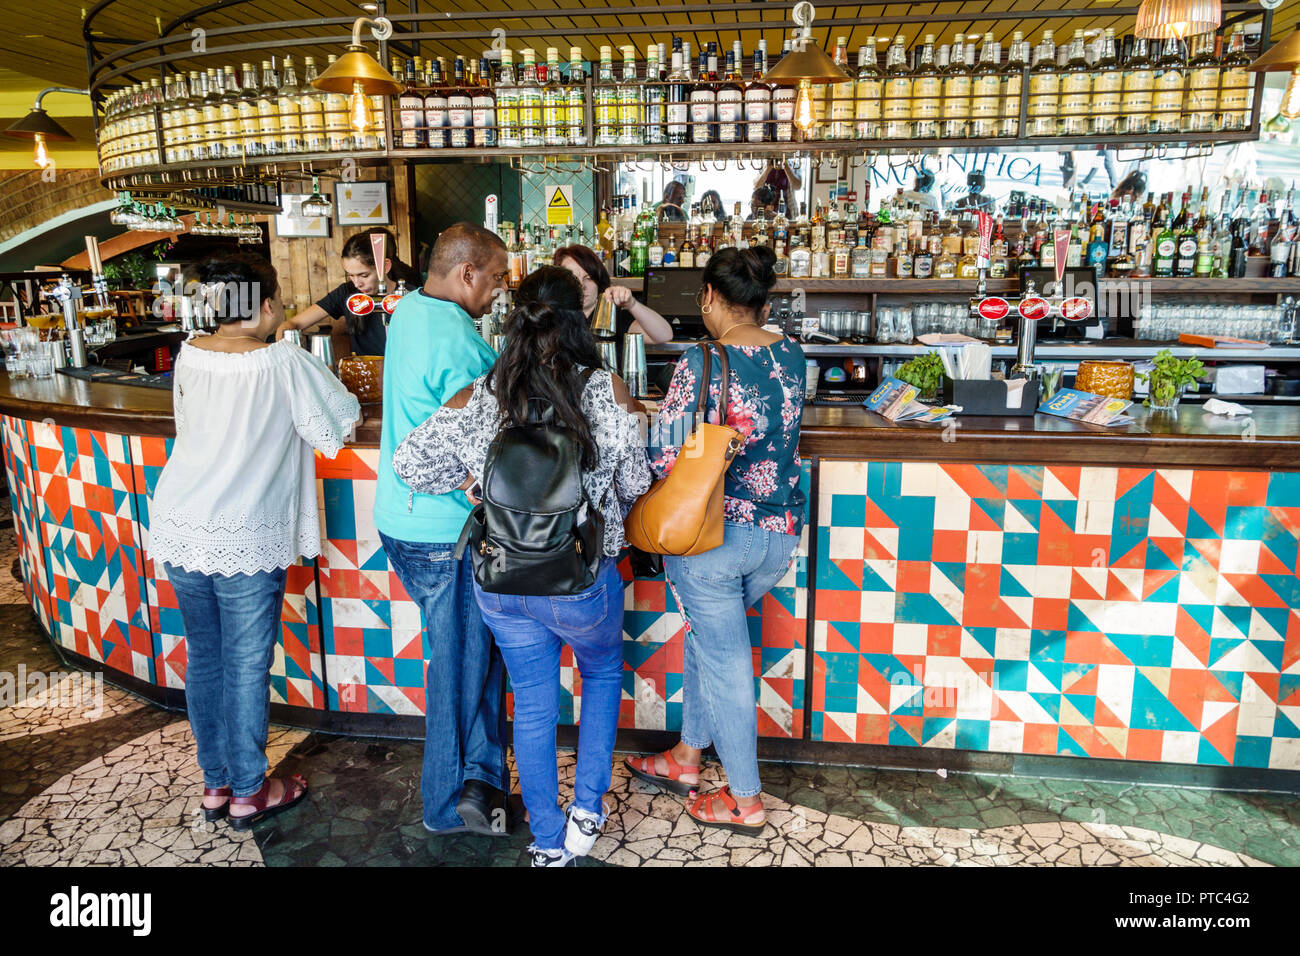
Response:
[564,804,606,857]
[528,843,576,867]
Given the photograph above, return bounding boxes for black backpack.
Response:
[454,369,605,596]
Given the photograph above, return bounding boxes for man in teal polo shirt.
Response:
[375,222,511,835]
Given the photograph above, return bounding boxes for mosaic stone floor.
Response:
[0,494,1296,867]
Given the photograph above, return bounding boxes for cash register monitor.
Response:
[644,267,708,338]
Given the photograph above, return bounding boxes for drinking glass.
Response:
[26,341,57,379]
[875,307,896,344]
[895,306,915,344]
[853,310,872,342]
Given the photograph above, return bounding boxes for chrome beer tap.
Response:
[49,275,89,369]
[1010,278,1041,381]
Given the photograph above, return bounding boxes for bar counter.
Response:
[2,371,1298,781]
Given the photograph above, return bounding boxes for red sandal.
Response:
[202,786,231,822]
[625,750,700,796]
[686,787,767,834]
[228,775,308,832]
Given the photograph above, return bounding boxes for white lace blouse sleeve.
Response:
[288,350,361,458]
[613,407,652,505]
[172,375,187,436]
[393,380,496,494]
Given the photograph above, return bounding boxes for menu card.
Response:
[1038,388,1135,426]
[864,376,958,424]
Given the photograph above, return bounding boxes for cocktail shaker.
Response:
[282,329,302,348]
[310,333,335,371]
[598,340,618,373]
[622,332,647,397]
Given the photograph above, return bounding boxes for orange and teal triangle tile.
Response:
[922,717,955,745]
[1199,709,1238,764]
[1142,568,1180,602]
[1253,605,1293,641]
[1057,725,1089,757]
[1091,697,1127,728]
[1064,693,1096,722]
[1257,542,1296,576]
[1185,504,1224,539]
[1007,497,1041,530]
[1183,538,1221,573]
[1247,638,1286,671]
[1070,570,1106,602]
[970,498,1004,530]
[1110,538,1147,570]
[826,621,860,653]
[1146,537,1184,570]
[1115,467,1152,499]
[1247,672,1280,704]
[889,714,924,746]
[863,530,895,561]
[1007,465,1043,500]
[1105,569,1141,601]
[1264,504,1300,540]
[1166,670,1211,728]
[822,556,861,591]
[942,463,1004,500]
[1261,574,1300,610]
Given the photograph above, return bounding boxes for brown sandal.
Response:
[202,786,231,822]
[228,774,308,831]
[686,787,767,834]
[625,750,700,797]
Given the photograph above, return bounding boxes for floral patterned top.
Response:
[649,337,806,537]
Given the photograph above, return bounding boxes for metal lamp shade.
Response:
[765,44,851,84]
[1134,0,1221,40]
[1250,27,1300,72]
[312,46,402,95]
[3,109,73,141]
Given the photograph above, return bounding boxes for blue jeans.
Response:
[474,558,625,851]
[164,562,289,798]
[665,521,798,798]
[380,532,508,830]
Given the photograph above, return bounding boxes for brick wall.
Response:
[0,170,114,245]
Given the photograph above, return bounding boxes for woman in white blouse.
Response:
[149,253,361,831]
[393,266,650,867]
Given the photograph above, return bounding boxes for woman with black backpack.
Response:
[392,266,650,867]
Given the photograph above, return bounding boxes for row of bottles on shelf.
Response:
[99,55,387,172]
[389,25,1256,149]
[99,21,1259,171]
[518,183,1300,282]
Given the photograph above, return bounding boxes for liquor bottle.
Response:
[1086,213,1109,277]
[1270,190,1295,277]
[299,57,326,152]
[441,58,469,148]
[200,68,223,159]
[497,49,521,148]
[1152,37,1185,134]
[180,70,203,162]
[746,40,772,143]
[616,46,641,146]
[829,36,855,139]
[423,58,448,149]
[1092,29,1122,134]
[594,46,618,146]
[881,36,912,139]
[679,226,696,268]
[399,58,424,148]
[1152,205,1177,277]
[935,240,958,279]
[1249,189,1272,256]
[666,45,689,144]
[706,42,722,140]
[324,55,351,152]
[648,226,665,269]
[257,60,281,155]
[911,35,941,138]
[969,34,1000,138]
[717,49,744,143]
[1175,193,1198,277]
[790,236,812,278]
[1001,32,1026,137]
[852,39,882,140]
[1059,30,1091,136]
[1195,195,1216,277]
[690,49,715,144]
[1185,33,1218,132]
[473,55,497,148]
[1108,197,1130,260]
[772,40,797,142]
[1121,37,1154,134]
[1228,191,1250,278]
[217,69,240,159]
[630,222,648,277]
[941,34,972,139]
[644,44,665,145]
[1219,25,1252,131]
[273,56,300,154]
[517,50,543,147]
[771,200,789,260]
[1027,30,1059,136]
[167,72,191,163]
[567,48,587,147]
[543,48,567,146]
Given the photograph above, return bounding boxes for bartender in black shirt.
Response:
[276,228,421,357]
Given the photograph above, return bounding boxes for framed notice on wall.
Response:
[333,181,391,226]
[275,195,332,238]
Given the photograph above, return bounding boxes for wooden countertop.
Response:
[0,373,1297,470]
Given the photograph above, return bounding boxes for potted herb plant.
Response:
[1136,349,1207,411]
[895,352,945,401]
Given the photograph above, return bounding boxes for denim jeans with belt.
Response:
[164,562,289,798]
[380,533,509,831]
[665,521,799,798]
[474,557,625,851]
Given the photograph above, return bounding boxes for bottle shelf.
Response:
[612,277,1300,295]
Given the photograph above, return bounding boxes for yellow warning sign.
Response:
[545,185,574,226]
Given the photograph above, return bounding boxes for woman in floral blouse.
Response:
[626,246,805,834]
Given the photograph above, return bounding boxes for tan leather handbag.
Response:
[625,343,743,556]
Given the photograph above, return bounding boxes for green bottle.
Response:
[1153,208,1176,278]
